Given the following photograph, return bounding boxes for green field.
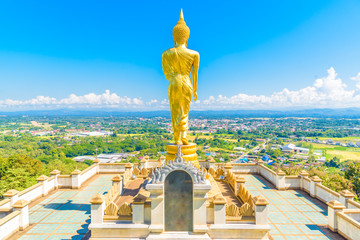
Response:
[311,143,360,161]
[308,137,360,143]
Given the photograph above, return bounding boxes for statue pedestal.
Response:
[166,143,198,165]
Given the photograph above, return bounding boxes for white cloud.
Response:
[192,67,360,109]
[58,90,142,105]
[1,68,360,111]
[0,90,145,110]
[351,72,360,90]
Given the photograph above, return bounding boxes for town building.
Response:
[281,143,309,154]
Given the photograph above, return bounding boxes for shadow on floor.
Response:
[43,200,91,214]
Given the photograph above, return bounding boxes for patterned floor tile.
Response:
[268,212,292,224]
[240,174,343,239]
[27,223,61,233]
[276,204,297,212]
[294,204,317,212]
[271,235,286,240]
[29,211,51,223]
[54,224,82,234]
[297,224,325,235]
[276,224,303,234]
[286,212,313,224]
[16,175,114,240]
[308,236,332,240]
[269,224,280,234]
[285,236,308,240]
[18,235,49,240]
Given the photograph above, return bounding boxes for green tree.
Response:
[345,161,360,197]
[325,157,340,168]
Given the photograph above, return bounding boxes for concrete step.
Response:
[147,232,211,240]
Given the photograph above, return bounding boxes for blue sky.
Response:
[1,0,360,110]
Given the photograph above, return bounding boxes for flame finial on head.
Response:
[179,8,184,20]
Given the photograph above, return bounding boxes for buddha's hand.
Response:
[193,92,198,101]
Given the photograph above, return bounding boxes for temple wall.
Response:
[316,183,339,203]
[146,161,159,169]
[18,183,43,202]
[259,165,276,186]
[198,160,208,169]
[284,176,300,189]
[45,177,56,193]
[58,176,72,188]
[0,199,11,210]
[0,199,11,218]
[303,177,310,193]
[0,211,21,240]
[208,225,270,240]
[99,163,126,173]
[348,200,360,210]
[80,164,97,185]
[337,211,360,240]
[231,163,258,174]
[90,224,149,239]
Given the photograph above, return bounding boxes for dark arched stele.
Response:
[164,170,193,231]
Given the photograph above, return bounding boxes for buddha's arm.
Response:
[192,53,200,101]
[162,52,171,81]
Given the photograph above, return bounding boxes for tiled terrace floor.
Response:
[8,173,347,240]
[11,175,114,240]
[241,174,345,240]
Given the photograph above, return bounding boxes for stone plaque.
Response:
[164,170,193,231]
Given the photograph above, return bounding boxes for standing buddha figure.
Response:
[162,9,200,145]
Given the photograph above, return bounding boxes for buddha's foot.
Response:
[181,138,189,145]
[175,141,182,145]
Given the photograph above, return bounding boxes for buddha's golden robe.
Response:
[162,47,199,140]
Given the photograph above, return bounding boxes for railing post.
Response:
[50,169,61,190]
[276,170,286,190]
[213,196,226,225]
[144,156,149,168]
[12,199,30,231]
[208,157,216,169]
[133,202,145,224]
[71,169,81,189]
[37,175,49,196]
[147,184,164,233]
[254,195,269,225]
[140,159,146,169]
[339,190,355,208]
[90,193,105,224]
[224,162,232,174]
[310,176,322,198]
[93,158,100,174]
[298,170,309,190]
[257,159,263,174]
[3,189,19,205]
[132,192,147,224]
[193,182,211,233]
[124,163,133,185]
[327,200,345,232]
[111,174,123,195]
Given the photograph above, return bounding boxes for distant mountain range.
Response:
[1,108,360,118]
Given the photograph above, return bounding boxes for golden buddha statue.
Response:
[162,9,200,145]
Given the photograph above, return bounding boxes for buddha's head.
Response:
[173,9,190,46]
